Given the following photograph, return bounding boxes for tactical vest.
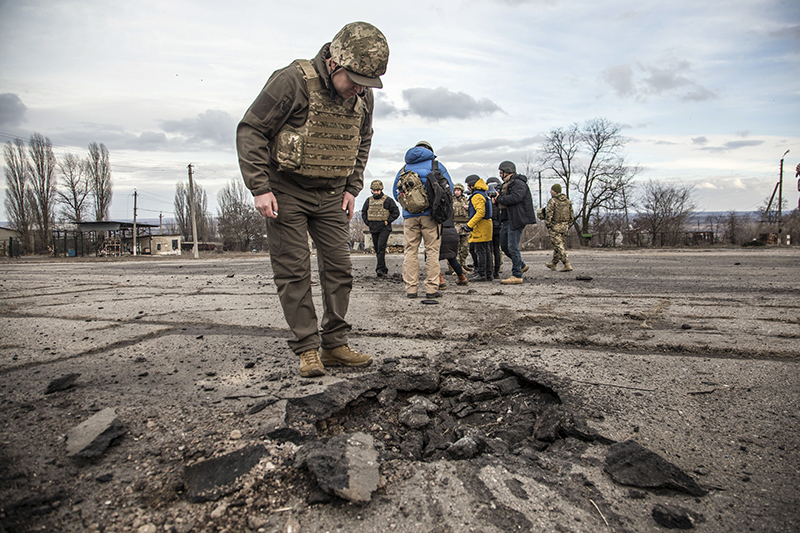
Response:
[367,195,390,221]
[271,59,364,178]
[453,195,470,222]
[552,195,573,223]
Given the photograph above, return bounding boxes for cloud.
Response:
[700,139,765,153]
[400,87,504,120]
[692,136,709,145]
[735,130,750,137]
[159,110,237,148]
[374,92,400,117]
[601,60,716,102]
[769,24,800,41]
[0,93,27,126]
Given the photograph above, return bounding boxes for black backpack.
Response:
[426,160,454,224]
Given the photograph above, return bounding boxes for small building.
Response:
[144,234,182,256]
[0,226,22,257]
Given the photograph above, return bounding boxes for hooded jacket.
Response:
[392,146,454,219]
[496,173,536,230]
[466,177,493,243]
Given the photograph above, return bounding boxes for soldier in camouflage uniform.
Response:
[451,183,471,273]
[361,179,399,278]
[544,183,575,272]
[237,22,389,378]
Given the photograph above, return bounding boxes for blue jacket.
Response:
[392,146,454,219]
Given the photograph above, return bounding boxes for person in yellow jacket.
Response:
[463,175,493,281]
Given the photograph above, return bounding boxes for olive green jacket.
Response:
[236,43,375,201]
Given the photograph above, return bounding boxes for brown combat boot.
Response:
[456,274,469,286]
[559,262,573,272]
[439,273,447,290]
[545,262,557,271]
[299,349,325,378]
[320,344,372,368]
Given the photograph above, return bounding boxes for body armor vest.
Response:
[367,195,390,221]
[551,195,573,223]
[453,196,470,222]
[271,60,364,178]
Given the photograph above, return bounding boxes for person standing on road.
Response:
[393,141,454,299]
[485,176,503,279]
[237,22,389,378]
[494,161,536,285]
[544,183,574,272]
[463,174,493,282]
[361,179,400,278]
[451,183,471,274]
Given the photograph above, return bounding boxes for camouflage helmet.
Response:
[370,179,384,191]
[330,22,389,89]
[454,183,465,192]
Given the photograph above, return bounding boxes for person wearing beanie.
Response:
[544,183,575,272]
[361,179,400,278]
[494,161,536,285]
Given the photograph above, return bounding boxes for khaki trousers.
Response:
[402,215,441,295]
[266,191,352,354]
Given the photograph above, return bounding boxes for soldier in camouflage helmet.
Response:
[361,179,400,278]
[237,22,389,378]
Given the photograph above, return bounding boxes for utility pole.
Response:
[132,189,138,256]
[159,212,163,235]
[778,150,789,245]
[537,171,542,209]
[187,164,199,259]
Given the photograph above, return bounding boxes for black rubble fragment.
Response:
[605,440,708,497]
[44,373,80,394]
[652,503,705,529]
[183,445,267,502]
[533,405,615,445]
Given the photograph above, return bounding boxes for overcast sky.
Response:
[1,0,798,222]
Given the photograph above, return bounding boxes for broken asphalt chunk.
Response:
[66,407,126,458]
[605,440,708,497]
[183,445,267,502]
[295,432,379,504]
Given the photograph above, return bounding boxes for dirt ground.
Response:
[0,247,798,533]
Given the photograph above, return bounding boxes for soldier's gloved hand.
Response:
[459,225,472,235]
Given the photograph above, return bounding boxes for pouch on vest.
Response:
[272,128,304,173]
[397,167,429,214]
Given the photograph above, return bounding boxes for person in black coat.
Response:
[438,213,468,288]
[494,161,536,284]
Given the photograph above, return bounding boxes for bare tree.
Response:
[539,119,638,236]
[28,133,58,252]
[3,138,33,253]
[56,153,91,225]
[87,142,112,221]
[634,180,696,246]
[174,181,211,241]
[573,118,639,236]
[538,123,580,196]
[216,179,263,251]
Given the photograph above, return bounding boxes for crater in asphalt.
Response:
[276,362,611,463]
